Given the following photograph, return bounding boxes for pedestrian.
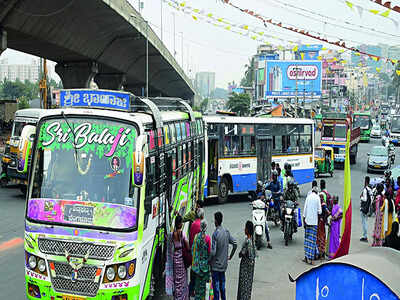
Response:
[266,170,282,220]
[166,215,190,300]
[383,221,400,250]
[189,208,205,297]
[237,221,256,300]
[320,180,332,212]
[316,193,329,260]
[328,196,342,259]
[303,185,322,265]
[382,195,395,238]
[307,180,318,197]
[360,176,372,242]
[372,183,385,247]
[192,219,211,300]
[276,166,284,193]
[210,211,238,300]
[395,177,400,214]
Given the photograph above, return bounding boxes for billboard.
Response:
[265,60,322,98]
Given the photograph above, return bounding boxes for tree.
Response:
[17,95,30,109]
[240,57,256,87]
[200,98,209,113]
[227,92,250,116]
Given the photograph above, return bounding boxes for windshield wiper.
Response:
[61,111,79,168]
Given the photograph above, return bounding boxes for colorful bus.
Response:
[204,116,314,203]
[24,89,206,300]
[1,109,45,193]
[353,112,372,142]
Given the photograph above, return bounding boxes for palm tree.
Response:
[241,57,256,87]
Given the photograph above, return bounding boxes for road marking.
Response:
[0,237,23,252]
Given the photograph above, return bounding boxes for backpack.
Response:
[361,187,372,215]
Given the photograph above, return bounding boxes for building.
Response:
[0,59,40,83]
[194,72,215,98]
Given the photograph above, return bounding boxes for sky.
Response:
[2,0,400,88]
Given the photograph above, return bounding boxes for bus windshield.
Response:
[335,125,347,139]
[391,116,400,133]
[353,115,370,129]
[26,117,139,231]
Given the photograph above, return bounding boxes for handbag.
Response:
[205,278,214,300]
[181,233,192,269]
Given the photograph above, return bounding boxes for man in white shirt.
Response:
[360,176,372,242]
[303,186,322,265]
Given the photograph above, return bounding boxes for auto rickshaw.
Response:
[314,146,334,178]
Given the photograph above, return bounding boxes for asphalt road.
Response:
[0,137,391,299]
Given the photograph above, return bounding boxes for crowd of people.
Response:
[302,179,342,265]
[166,203,255,300]
[362,173,400,250]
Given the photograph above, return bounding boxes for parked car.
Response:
[370,124,381,138]
[367,146,391,173]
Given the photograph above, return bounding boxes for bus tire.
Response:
[248,191,257,201]
[218,178,229,204]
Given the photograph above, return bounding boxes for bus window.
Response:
[171,149,177,181]
[157,128,163,148]
[239,125,255,155]
[323,124,334,139]
[177,145,182,178]
[180,123,186,140]
[188,142,193,170]
[146,156,156,199]
[164,125,170,145]
[185,122,190,138]
[149,130,156,151]
[299,125,312,153]
[169,124,176,144]
[176,123,181,142]
[183,144,187,174]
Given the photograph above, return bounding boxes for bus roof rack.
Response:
[151,97,195,122]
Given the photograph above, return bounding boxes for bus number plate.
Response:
[62,295,86,300]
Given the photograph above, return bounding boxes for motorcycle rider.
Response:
[256,180,273,249]
[266,170,282,220]
[283,177,298,232]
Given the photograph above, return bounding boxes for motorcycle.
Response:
[251,198,266,250]
[281,200,298,246]
[265,189,281,226]
[388,144,395,164]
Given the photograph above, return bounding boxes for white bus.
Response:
[204,116,314,203]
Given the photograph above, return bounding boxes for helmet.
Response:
[287,164,292,171]
[257,180,263,187]
[384,170,391,178]
[284,162,289,170]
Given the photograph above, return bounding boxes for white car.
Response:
[370,125,381,138]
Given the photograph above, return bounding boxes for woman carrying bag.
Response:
[237,221,257,300]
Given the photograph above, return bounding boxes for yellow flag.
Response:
[242,25,249,30]
[292,45,298,52]
[369,9,380,14]
[207,13,212,17]
[396,70,400,76]
[376,67,381,73]
[322,47,327,50]
[300,53,305,60]
[345,1,354,9]
[371,56,378,61]
[192,15,197,20]
[355,52,361,56]
[251,35,257,40]
[225,26,231,30]
[392,59,398,64]
[258,32,264,36]
[341,60,347,64]
[380,9,390,17]
[179,2,185,7]
[217,18,223,22]
[339,49,345,53]
[317,56,322,60]
[358,62,363,66]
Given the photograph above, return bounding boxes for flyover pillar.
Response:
[94,73,126,90]
[0,29,7,56]
[55,62,98,88]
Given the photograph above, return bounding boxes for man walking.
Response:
[360,176,372,242]
[210,211,237,300]
[303,185,322,265]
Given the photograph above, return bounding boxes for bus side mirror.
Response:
[132,135,146,187]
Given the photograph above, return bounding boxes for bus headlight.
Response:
[28,255,37,269]
[38,259,46,273]
[106,266,116,281]
[118,265,127,279]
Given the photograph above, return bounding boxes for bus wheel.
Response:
[218,178,229,204]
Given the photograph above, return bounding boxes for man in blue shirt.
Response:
[266,170,282,219]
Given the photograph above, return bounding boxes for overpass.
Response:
[0,0,195,101]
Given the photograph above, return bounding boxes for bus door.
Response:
[207,137,218,196]
[256,132,272,183]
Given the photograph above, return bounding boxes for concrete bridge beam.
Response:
[55,61,98,89]
[0,29,6,56]
[94,73,126,90]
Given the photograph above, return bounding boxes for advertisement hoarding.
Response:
[265,60,322,98]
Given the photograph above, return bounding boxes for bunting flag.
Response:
[331,129,352,259]
[396,70,400,76]
[376,67,381,72]
[368,0,400,14]
[220,0,399,64]
[342,0,398,25]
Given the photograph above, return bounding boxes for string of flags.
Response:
[165,0,400,74]
[219,0,400,66]
[368,0,400,14]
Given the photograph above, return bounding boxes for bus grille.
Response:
[49,261,100,297]
[38,238,115,260]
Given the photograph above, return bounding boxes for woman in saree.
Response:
[328,196,342,259]
[237,220,256,300]
[166,215,190,300]
[316,193,329,260]
[372,183,385,247]
[192,219,211,300]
